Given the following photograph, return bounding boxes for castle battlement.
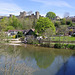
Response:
[0,11,40,20]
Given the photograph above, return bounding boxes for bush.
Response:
[40,43,50,47]
[20,36,25,41]
[15,31,23,38]
[54,44,75,50]
[12,35,16,39]
[54,43,63,49]
[72,34,75,37]
[69,45,75,49]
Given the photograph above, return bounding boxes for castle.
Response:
[0,11,40,20]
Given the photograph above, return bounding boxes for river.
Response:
[0,44,75,75]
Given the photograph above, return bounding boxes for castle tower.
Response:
[19,11,26,18]
[35,11,39,19]
[9,14,13,18]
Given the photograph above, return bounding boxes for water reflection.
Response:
[0,44,74,75]
[56,52,75,75]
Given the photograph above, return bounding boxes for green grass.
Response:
[51,36,75,41]
[6,36,13,39]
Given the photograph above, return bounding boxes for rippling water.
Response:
[0,44,75,75]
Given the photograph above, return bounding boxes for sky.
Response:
[0,0,75,18]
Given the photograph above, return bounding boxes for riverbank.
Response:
[4,38,75,50]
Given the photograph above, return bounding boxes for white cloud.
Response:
[31,0,72,8]
[0,2,24,16]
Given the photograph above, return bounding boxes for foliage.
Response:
[12,35,16,39]
[57,25,68,35]
[35,17,55,34]
[54,43,64,49]
[5,26,15,31]
[66,20,73,26]
[43,28,55,37]
[54,43,75,50]
[72,34,75,37]
[51,36,75,41]
[32,19,37,28]
[46,12,56,20]
[0,31,7,43]
[61,18,66,25]
[8,16,22,29]
[0,17,8,31]
[54,21,61,27]
[16,31,23,38]
[19,18,36,30]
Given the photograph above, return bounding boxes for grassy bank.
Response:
[43,36,75,41]
[40,43,75,50]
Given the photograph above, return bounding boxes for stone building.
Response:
[18,11,40,19]
[0,11,40,20]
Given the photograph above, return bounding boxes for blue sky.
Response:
[0,0,75,18]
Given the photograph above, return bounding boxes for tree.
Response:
[8,16,22,29]
[57,26,69,44]
[46,12,56,20]
[61,18,66,25]
[20,18,35,30]
[54,21,61,27]
[5,26,15,31]
[43,28,55,46]
[35,17,55,34]
[32,19,37,28]
[66,20,73,26]
[0,17,8,31]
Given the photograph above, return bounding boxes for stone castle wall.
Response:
[0,11,40,20]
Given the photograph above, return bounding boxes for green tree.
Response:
[46,12,56,20]
[20,18,35,30]
[8,16,22,29]
[32,19,37,28]
[5,26,15,31]
[61,18,66,25]
[0,17,8,31]
[35,17,55,34]
[54,21,61,27]
[66,20,73,26]
[43,28,55,46]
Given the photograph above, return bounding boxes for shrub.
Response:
[54,44,75,50]
[54,43,65,49]
[72,34,75,37]
[40,43,50,47]
[15,31,23,38]
[12,35,16,39]
[69,45,75,49]
[20,36,25,41]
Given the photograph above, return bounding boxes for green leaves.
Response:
[35,17,55,34]
[8,16,22,29]
[46,12,56,20]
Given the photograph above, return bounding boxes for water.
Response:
[0,44,75,75]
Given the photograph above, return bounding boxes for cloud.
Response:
[0,2,24,16]
[31,0,72,8]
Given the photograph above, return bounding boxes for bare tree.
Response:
[43,28,55,46]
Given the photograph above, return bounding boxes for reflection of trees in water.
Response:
[0,45,73,75]
[72,52,75,57]
[55,50,73,75]
[34,51,55,69]
[0,45,37,75]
